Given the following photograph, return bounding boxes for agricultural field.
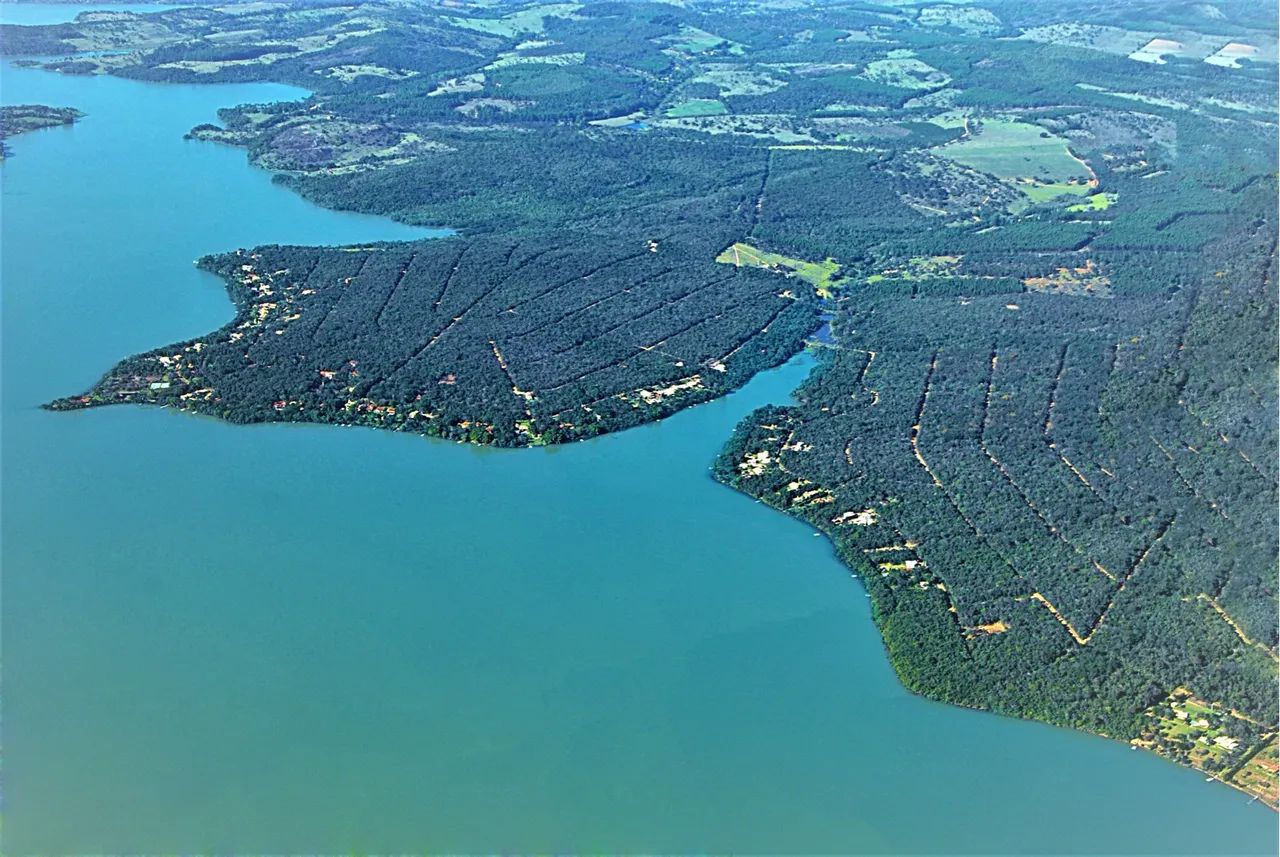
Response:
[933,118,1095,201]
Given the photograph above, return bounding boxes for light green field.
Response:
[935,119,1093,190]
[717,242,843,296]
[665,99,728,118]
[1020,181,1093,202]
[446,3,580,37]
[1067,192,1117,211]
[486,51,585,70]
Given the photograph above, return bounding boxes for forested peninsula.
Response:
[9,0,1277,804]
[0,104,82,157]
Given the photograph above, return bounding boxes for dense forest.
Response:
[12,0,1277,803]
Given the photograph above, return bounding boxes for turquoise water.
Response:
[0,3,183,25]
[1,26,1276,857]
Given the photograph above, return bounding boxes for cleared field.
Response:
[655,113,811,143]
[320,64,418,83]
[692,66,787,97]
[667,27,744,55]
[860,55,950,90]
[665,98,729,118]
[1066,192,1117,212]
[1076,82,1190,110]
[917,5,1001,36]
[486,51,585,70]
[1129,37,1191,64]
[1205,42,1261,68]
[716,242,843,296]
[1019,180,1093,203]
[1018,23,1154,55]
[445,3,580,37]
[934,119,1093,193]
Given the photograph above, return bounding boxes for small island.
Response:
[0,104,83,158]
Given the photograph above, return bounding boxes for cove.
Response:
[1,17,1276,856]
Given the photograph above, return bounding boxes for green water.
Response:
[1,19,1276,856]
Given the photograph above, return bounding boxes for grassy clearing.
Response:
[1019,180,1093,203]
[320,64,418,82]
[860,56,950,90]
[655,114,811,143]
[1017,23,1154,56]
[1076,82,1190,110]
[486,51,585,70]
[667,26,746,55]
[917,5,1001,36]
[717,242,843,296]
[692,66,787,97]
[933,119,1093,198]
[445,3,580,38]
[1066,192,1117,212]
[665,99,728,118]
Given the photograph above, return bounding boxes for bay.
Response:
[1,12,1275,854]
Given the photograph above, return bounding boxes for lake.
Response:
[1,8,1275,854]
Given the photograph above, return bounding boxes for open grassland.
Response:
[1019,180,1093,202]
[860,55,950,90]
[693,66,787,97]
[445,3,580,38]
[934,119,1094,200]
[1067,192,1117,212]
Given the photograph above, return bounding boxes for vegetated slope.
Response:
[14,0,1277,800]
